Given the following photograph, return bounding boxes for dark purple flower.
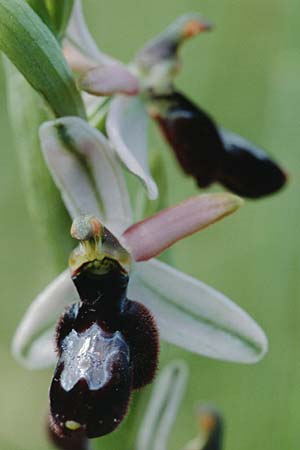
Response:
[149,91,286,198]
[73,9,286,200]
[49,217,159,440]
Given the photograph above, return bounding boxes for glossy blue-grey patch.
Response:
[60,323,130,392]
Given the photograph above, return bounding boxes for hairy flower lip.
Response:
[12,197,268,369]
[50,218,160,439]
[149,91,287,198]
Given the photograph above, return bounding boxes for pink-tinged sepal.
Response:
[79,64,140,96]
[123,193,243,261]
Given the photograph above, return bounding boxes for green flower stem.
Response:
[26,0,75,41]
[133,150,173,264]
[4,59,74,269]
[1,0,85,268]
[45,0,75,39]
[138,151,168,219]
[0,0,85,118]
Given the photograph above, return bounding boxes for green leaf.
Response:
[0,0,85,118]
[4,59,74,270]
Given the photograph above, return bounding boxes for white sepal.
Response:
[66,0,116,65]
[129,259,268,363]
[39,119,103,220]
[12,270,78,369]
[107,95,158,200]
[40,117,132,236]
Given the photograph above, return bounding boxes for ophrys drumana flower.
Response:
[12,117,267,375]
[66,2,286,199]
[49,216,158,439]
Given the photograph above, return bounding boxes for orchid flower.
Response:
[0,2,275,448]
[12,116,267,377]
[64,0,286,200]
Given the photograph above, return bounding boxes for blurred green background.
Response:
[0,0,299,449]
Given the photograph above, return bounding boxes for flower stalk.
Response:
[0,0,85,118]
[4,61,74,268]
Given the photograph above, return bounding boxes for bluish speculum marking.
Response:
[60,323,130,392]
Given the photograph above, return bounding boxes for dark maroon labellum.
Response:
[152,91,224,188]
[50,258,159,441]
[218,130,286,198]
[151,91,286,198]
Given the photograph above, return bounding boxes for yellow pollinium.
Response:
[65,420,81,431]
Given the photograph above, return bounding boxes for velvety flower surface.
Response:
[1,2,278,449]
[49,216,159,438]
[148,92,286,198]
[12,117,267,378]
